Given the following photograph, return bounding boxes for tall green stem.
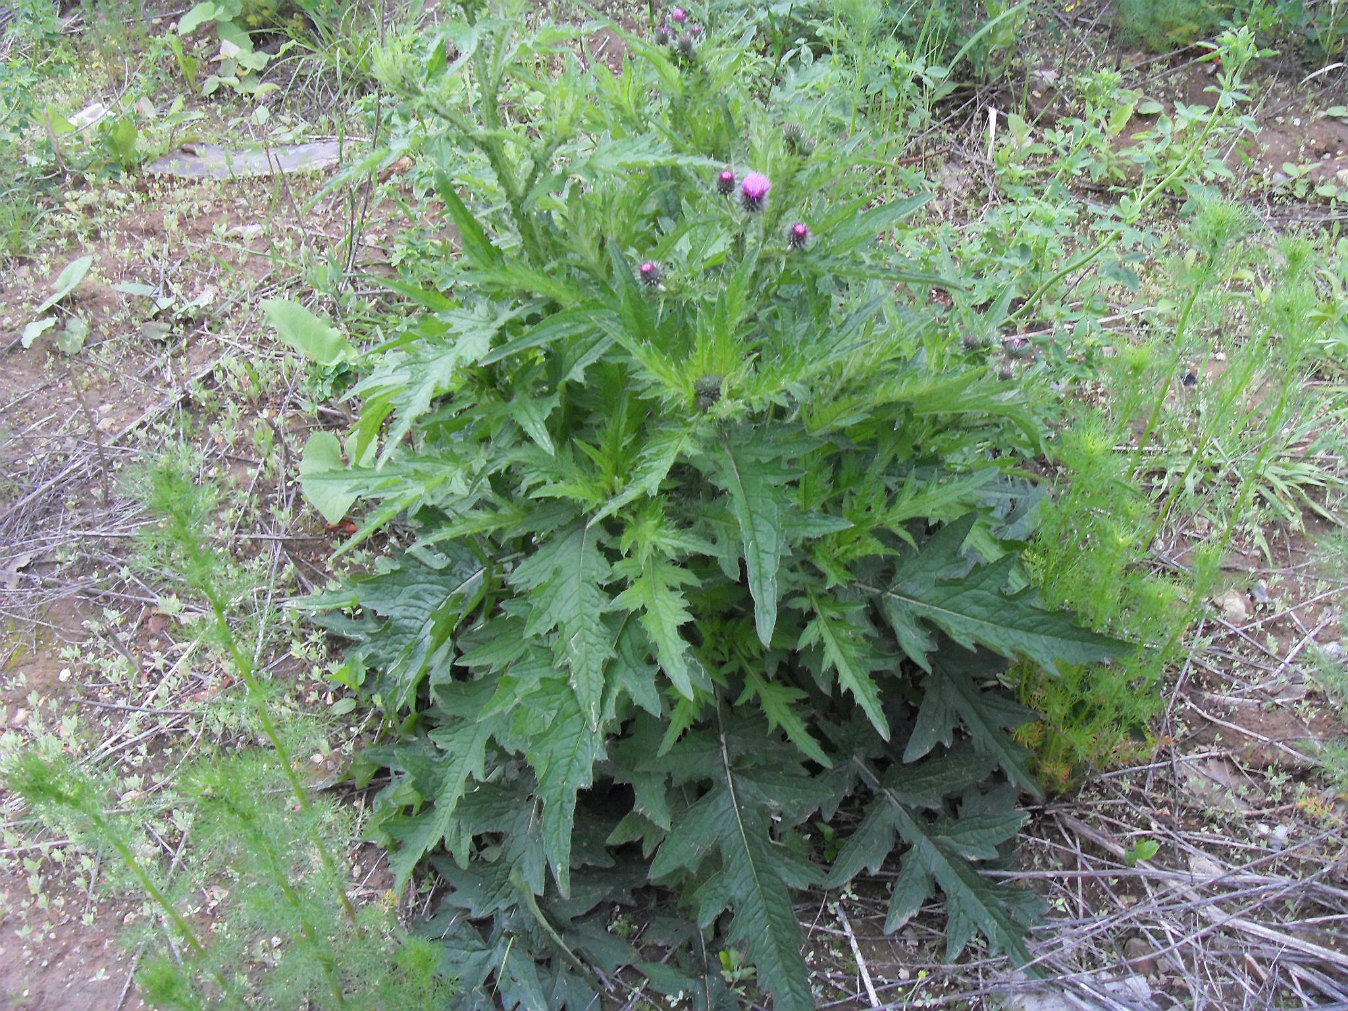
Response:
[98,816,207,957]
[1126,280,1202,482]
[82,806,247,1004]
[199,582,359,930]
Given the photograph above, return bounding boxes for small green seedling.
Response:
[23,254,94,354]
[719,948,757,987]
[1124,838,1161,866]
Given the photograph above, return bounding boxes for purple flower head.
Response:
[740,171,771,212]
[716,167,735,195]
[654,25,669,44]
[787,221,809,249]
[676,32,696,59]
[689,21,703,34]
[638,260,663,287]
[670,6,687,22]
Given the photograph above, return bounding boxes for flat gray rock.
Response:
[147,141,345,178]
[1000,970,1160,1011]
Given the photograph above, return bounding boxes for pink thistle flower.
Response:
[638,260,663,286]
[787,221,809,249]
[740,171,770,212]
[670,6,687,22]
[716,167,735,195]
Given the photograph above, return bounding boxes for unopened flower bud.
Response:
[676,33,696,59]
[1002,335,1033,360]
[740,171,770,212]
[638,260,662,286]
[782,121,803,150]
[654,25,669,45]
[787,221,809,249]
[694,374,722,411]
[716,167,735,195]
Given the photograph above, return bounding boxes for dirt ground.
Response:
[0,599,148,1011]
[0,168,367,1009]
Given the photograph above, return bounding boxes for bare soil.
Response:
[0,167,372,1008]
[0,600,147,1011]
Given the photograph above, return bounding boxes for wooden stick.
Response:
[836,904,880,1008]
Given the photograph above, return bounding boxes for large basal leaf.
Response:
[832,759,1036,964]
[522,681,607,897]
[904,646,1040,796]
[307,550,485,709]
[882,514,1133,673]
[652,768,817,1009]
[386,680,500,890]
[718,806,818,1011]
[826,747,997,886]
[509,522,616,726]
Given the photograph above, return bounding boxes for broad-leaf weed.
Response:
[299,7,1136,1006]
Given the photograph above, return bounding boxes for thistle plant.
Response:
[298,8,1132,1006]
